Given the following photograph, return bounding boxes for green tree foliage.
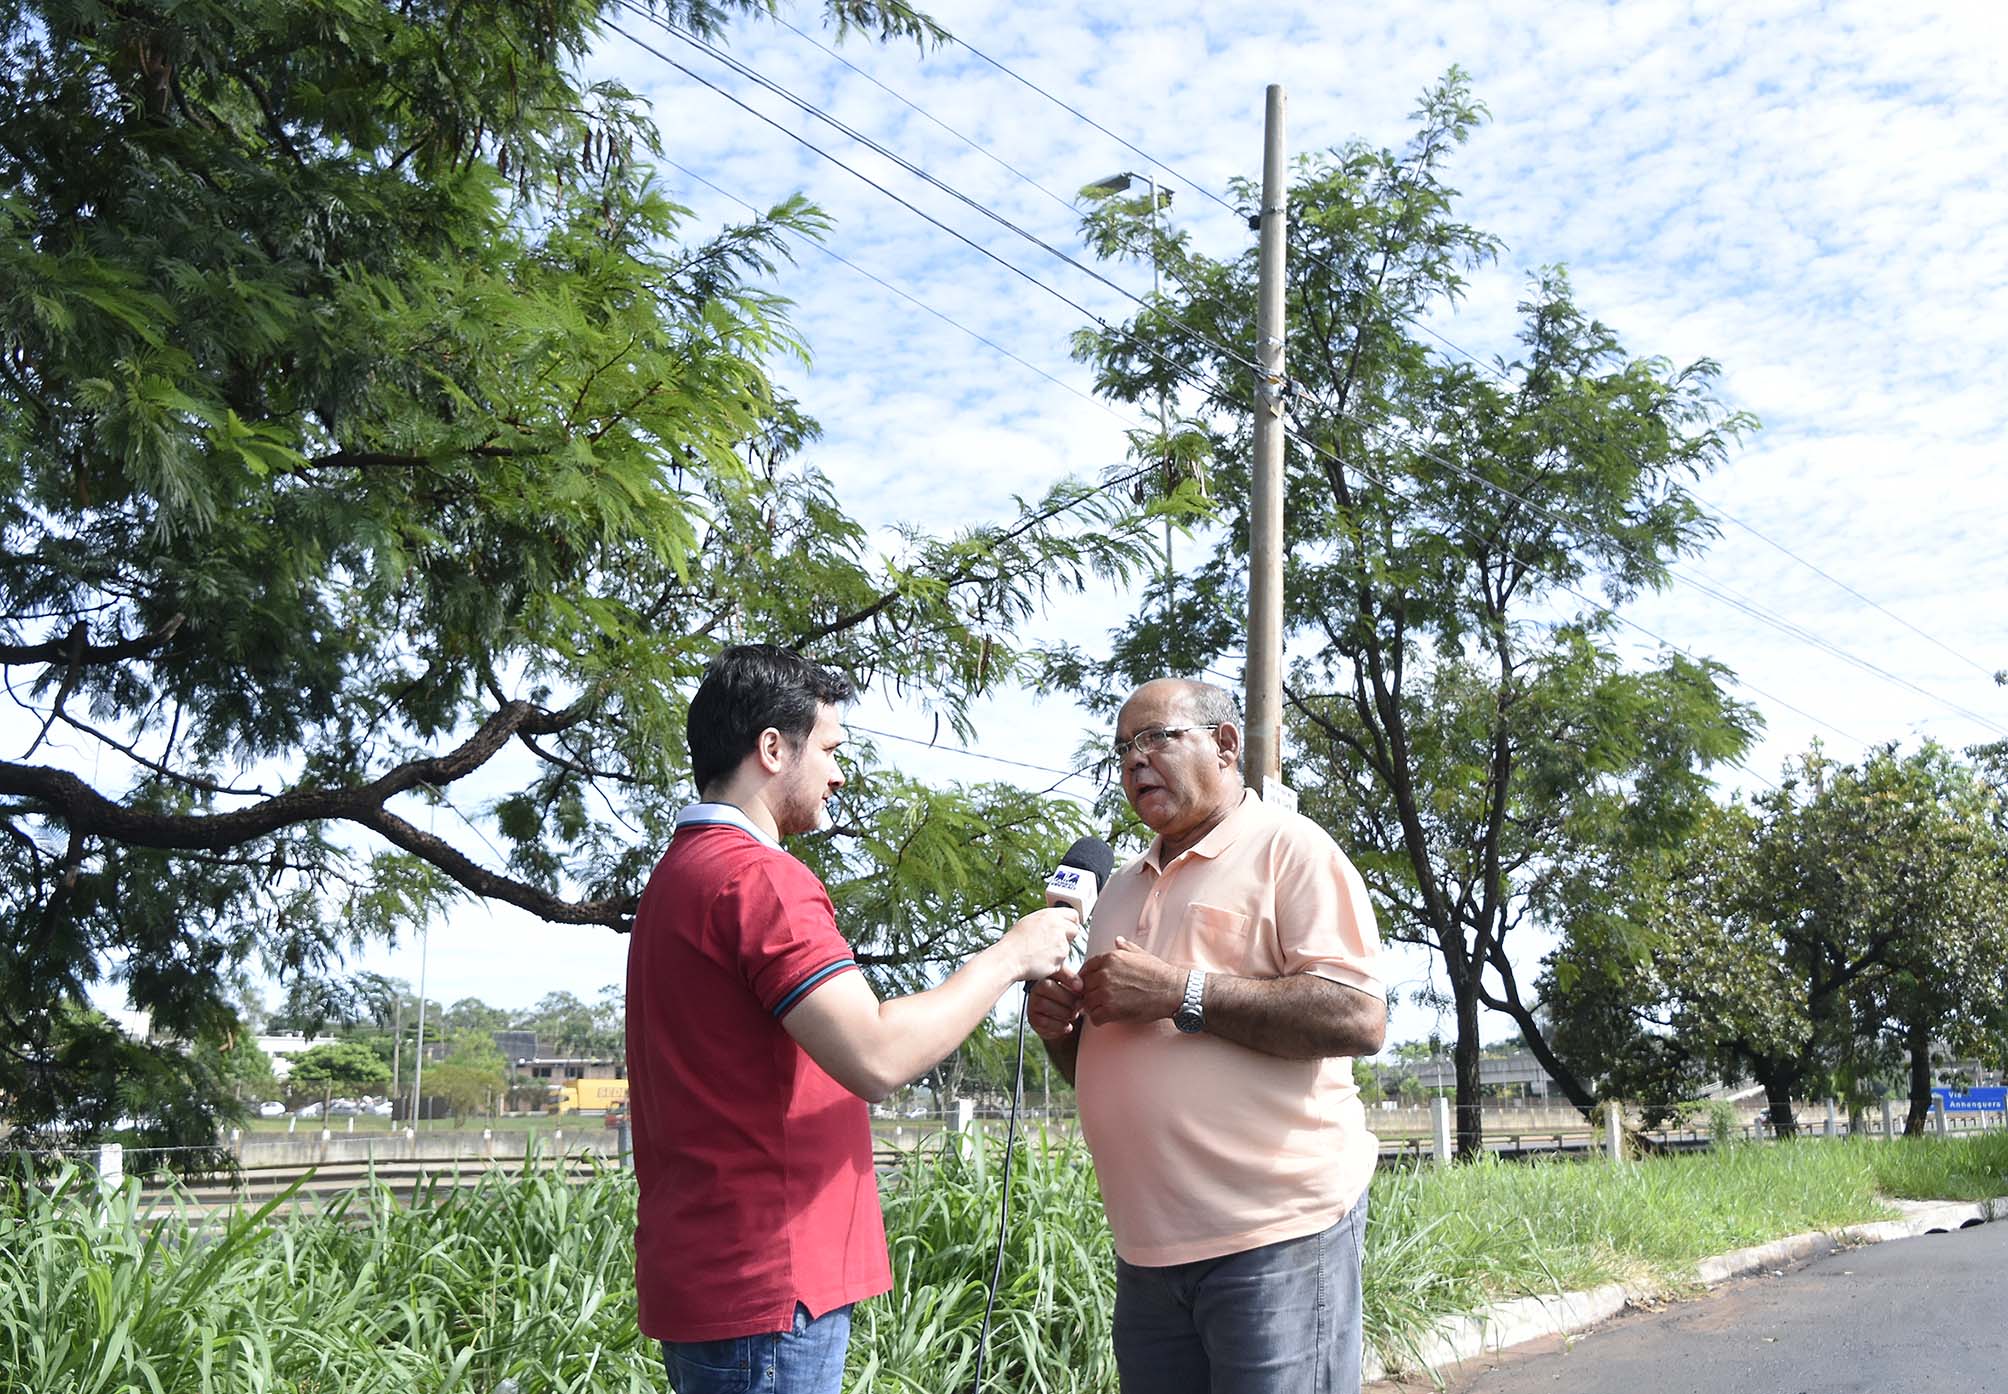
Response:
[522,988,622,1058]
[423,1032,508,1123]
[1064,71,1755,1155]
[1548,744,2008,1138]
[0,0,1156,1145]
[214,1030,279,1108]
[442,997,512,1036]
[289,1038,390,1112]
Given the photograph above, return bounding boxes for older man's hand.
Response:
[1079,937,1184,1026]
[1027,970,1086,1042]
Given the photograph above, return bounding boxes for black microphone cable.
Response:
[969,836,1110,1392]
[969,985,1034,1394]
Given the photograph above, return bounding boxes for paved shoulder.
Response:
[1399,1218,2008,1394]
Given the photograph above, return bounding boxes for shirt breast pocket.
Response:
[1168,902,1253,975]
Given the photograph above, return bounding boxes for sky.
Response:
[79,0,2008,1050]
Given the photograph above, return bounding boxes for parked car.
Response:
[257,1101,286,1118]
[367,1100,393,1117]
[295,1102,323,1118]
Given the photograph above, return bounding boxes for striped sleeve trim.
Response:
[771,959,859,1019]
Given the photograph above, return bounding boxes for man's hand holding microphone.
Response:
[1025,838,1118,1057]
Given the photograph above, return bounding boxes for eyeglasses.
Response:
[1111,724,1221,761]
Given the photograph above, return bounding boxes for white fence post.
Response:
[1880,1098,1894,1139]
[1932,1096,1948,1136]
[952,1099,976,1136]
[96,1142,124,1191]
[1430,1097,1452,1166]
[1823,1100,1837,1137]
[1605,1102,1624,1161]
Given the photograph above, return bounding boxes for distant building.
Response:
[1387,1051,1558,1099]
[511,1056,625,1084]
[253,1033,315,1079]
[492,1029,538,1066]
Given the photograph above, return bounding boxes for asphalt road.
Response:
[1387,1218,2008,1394]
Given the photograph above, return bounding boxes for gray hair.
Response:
[1182,680,1241,729]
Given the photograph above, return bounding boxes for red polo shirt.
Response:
[626,807,891,1341]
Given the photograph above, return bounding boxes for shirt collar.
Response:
[674,801,782,849]
[1142,787,1257,873]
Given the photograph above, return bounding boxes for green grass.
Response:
[2,1132,2003,1392]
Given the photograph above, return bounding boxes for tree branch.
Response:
[0,699,626,925]
[0,613,186,669]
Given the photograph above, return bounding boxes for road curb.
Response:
[1363,1192,2008,1385]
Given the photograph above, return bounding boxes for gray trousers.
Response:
[1113,1195,1369,1394]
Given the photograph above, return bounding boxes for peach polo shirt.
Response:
[1074,789,1386,1268]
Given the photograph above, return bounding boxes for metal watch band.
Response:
[1176,967,1207,1033]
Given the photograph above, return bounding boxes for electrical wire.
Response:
[614,8,1937,759]
[850,722,1101,785]
[656,156,1145,430]
[616,4,1267,380]
[1274,423,1857,772]
[947,34,1247,225]
[766,11,1083,223]
[1276,384,2008,740]
[930,30,2003,723]
[1397,317,2001,683]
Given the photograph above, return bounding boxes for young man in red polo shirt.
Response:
[627,644,1077,1394]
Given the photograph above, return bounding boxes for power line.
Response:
[1397,317,2000,683]
[1280,385,2008,741]
[947,34,1247,226]
[618,5,1266,380]
[850,723,1104,786]
[766,12,1230,331]
[1273,423,1851,783]
[657,156,1134,430]
[931,32,2002,720]
[766,12,1082,224]
[616,9,1957,754]
[608,7,1239,438]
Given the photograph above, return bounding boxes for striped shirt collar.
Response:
[673,802,782,849]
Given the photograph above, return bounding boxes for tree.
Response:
[289,1039,390,1114]
[1,0,1158,1144]
[1550,744,2008,1137]
[443,997,512,1037]
[1064,71,1755,1156]
[215,1030,279,1109]
[424,1032,508,1124]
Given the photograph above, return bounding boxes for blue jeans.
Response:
[661,1303,852,1394]
[1113,1196,1370,1394]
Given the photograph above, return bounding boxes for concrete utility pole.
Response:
[1244,84,1289,794]
[411,924,429,1127]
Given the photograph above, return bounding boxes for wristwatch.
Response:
[1173,968,1207,1034]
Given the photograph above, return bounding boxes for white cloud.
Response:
[79,0,2008,1046]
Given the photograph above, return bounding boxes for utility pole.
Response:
[1147,170,1175,657]
[411,924,429,1128]
[1244,84,1288,796]
[389,994,403,1123]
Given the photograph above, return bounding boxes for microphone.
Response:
[1043,836,1116,925]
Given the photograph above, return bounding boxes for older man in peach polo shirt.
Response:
[1029,677,1388,1394]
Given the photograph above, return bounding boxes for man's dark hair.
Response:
[686,644,856,795]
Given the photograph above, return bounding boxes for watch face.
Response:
[1174,1005,1204,1034]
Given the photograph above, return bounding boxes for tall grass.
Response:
[3,1132,2003,1392]
[858,1130,1114,1394]
[0,1157,659,1393]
